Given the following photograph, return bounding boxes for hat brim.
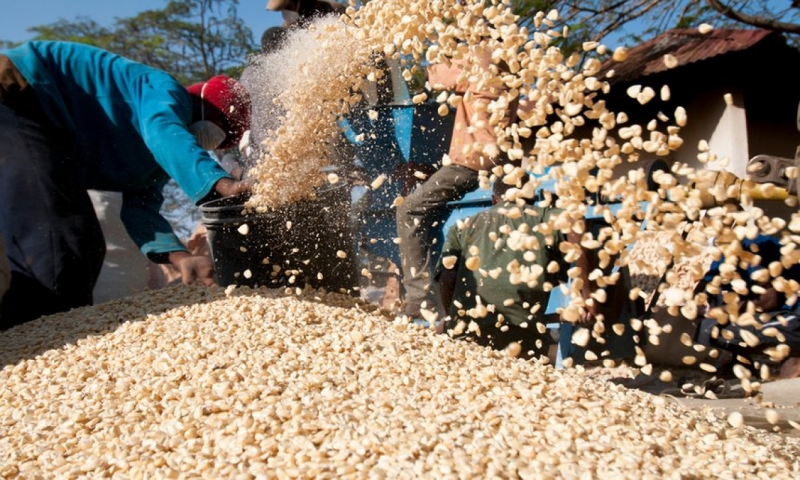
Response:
[266,0,290,11]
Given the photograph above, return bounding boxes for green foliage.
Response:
[14,0,256,85]
[0,40,18,50]
[28,17,116,49]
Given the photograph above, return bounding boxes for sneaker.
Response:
[411,318,430,328]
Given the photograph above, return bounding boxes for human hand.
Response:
[577,306,598,326]
[169,252,217,286]
[214,177,250,198]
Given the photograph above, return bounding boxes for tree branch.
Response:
[705,0,800,34]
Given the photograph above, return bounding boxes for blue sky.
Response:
[0,0,282,44]
[0,0,652,53]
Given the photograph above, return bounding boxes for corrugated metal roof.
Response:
[601,28,776,84]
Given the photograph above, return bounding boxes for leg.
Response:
[696,313,800,354]
[459,323,551,360]
[694,312,800,374]
[0,103,105,329]
[760,311,800,355]
[396,165,479,316]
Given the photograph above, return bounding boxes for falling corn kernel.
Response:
[506,342,522,358]
[765,409,780,425]
[237,224,250,235]
[664,287,685,306]
[626,85,641,99]
[637,87,655,105]
[628,288,641,301]
[573,328,591,347]
[412,92,428,104]
[698,23,714,34]
[728,411,744,428]
[723,93,733,105]
[371,174,387,190]
[465,257,481,271]
[663,54,678,69]
[675,106,688,126]
[699,363,717,373]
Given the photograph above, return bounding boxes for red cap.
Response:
[187,75,251,149]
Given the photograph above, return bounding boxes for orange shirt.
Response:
[427,50,515,171]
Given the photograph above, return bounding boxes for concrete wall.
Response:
[745,80,800,162]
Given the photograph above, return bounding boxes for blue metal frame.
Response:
[345,103,455,268]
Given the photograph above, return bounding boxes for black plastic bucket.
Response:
[200,187,358,293]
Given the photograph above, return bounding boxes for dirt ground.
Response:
[580,362,800,438]
[358,231,800,437]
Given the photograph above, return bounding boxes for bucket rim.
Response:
[199,193,251,212]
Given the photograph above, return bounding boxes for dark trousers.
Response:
[451,322,552,360]
[694,311,800,360]
[0,102,105,329]
[395,165,479,314]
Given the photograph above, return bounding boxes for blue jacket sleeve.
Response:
[120,184,187,260]
[136,76,231,205]
[122,76,230,258]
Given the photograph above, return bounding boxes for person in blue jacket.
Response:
[0,41,252,329]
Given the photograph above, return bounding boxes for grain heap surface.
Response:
[1,285,799,478]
